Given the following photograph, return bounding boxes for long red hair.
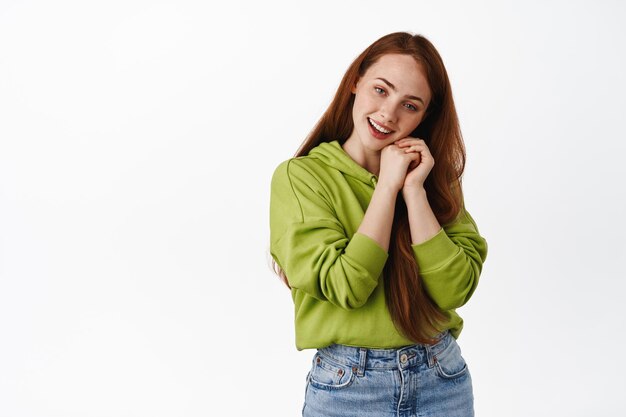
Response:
[272,32,466,344]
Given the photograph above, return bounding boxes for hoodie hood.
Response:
[308,140,377,185]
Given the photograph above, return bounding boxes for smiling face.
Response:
[345,53,432,153]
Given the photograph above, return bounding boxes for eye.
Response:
[374,86,385,95]
[404,103,418,112]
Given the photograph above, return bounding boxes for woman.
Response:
[269,32,488,417]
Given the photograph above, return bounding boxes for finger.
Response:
[403,144,427,153]
[397,139,425,147]
[408,153,422,168]
[401,151,422,164]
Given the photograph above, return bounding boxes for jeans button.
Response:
[400,353,408,364]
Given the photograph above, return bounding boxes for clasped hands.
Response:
[378,137,434,194]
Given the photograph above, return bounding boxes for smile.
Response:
[368,118,392,134]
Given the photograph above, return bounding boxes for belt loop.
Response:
[357,348,367,377]
[425,344,436,368]
[424,330,447,368]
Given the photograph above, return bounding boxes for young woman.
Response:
[269,32,488,417]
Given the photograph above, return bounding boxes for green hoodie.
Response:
[270,140,488,350]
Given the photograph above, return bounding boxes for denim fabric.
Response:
[302,331,474,417]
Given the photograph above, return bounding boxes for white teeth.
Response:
[368,118,391,134]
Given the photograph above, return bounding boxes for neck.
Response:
[342,136,381,176]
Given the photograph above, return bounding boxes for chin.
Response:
[364,134,395,151]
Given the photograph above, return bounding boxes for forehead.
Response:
[362,54,430,98]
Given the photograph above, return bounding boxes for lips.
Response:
[367,117,393,139]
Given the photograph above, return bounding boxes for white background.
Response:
[1,0,625,416]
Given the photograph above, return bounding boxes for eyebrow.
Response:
[376,78,425,105]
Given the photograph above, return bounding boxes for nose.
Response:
[378,102,398,124]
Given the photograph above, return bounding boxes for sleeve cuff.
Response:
[411,228,461,272]
[344,232,389,280]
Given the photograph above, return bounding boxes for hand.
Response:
[378,142,422,192]
[395,137,434,190]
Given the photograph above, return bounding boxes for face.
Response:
[347,53,432,152]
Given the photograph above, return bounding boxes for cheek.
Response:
[402,115,424,134]
[353,91,376,112]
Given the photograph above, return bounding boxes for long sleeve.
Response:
[270,159,388,310]
[411,207,488,310]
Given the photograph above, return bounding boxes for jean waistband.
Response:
[316,330,451,372]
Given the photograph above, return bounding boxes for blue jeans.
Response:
[302,331,474,417]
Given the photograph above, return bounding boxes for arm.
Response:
[396,138,488,310]
[404,187,488,310]
[270,159,389,310]
[403,187,442,245]
[356,183,398,252]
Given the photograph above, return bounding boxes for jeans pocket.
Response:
[308,352,355,390]
[433,338,469,380]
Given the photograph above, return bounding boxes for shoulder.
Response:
[445,205,481,232]
[271,156,330,189]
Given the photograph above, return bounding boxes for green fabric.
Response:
[270,140,488,350]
